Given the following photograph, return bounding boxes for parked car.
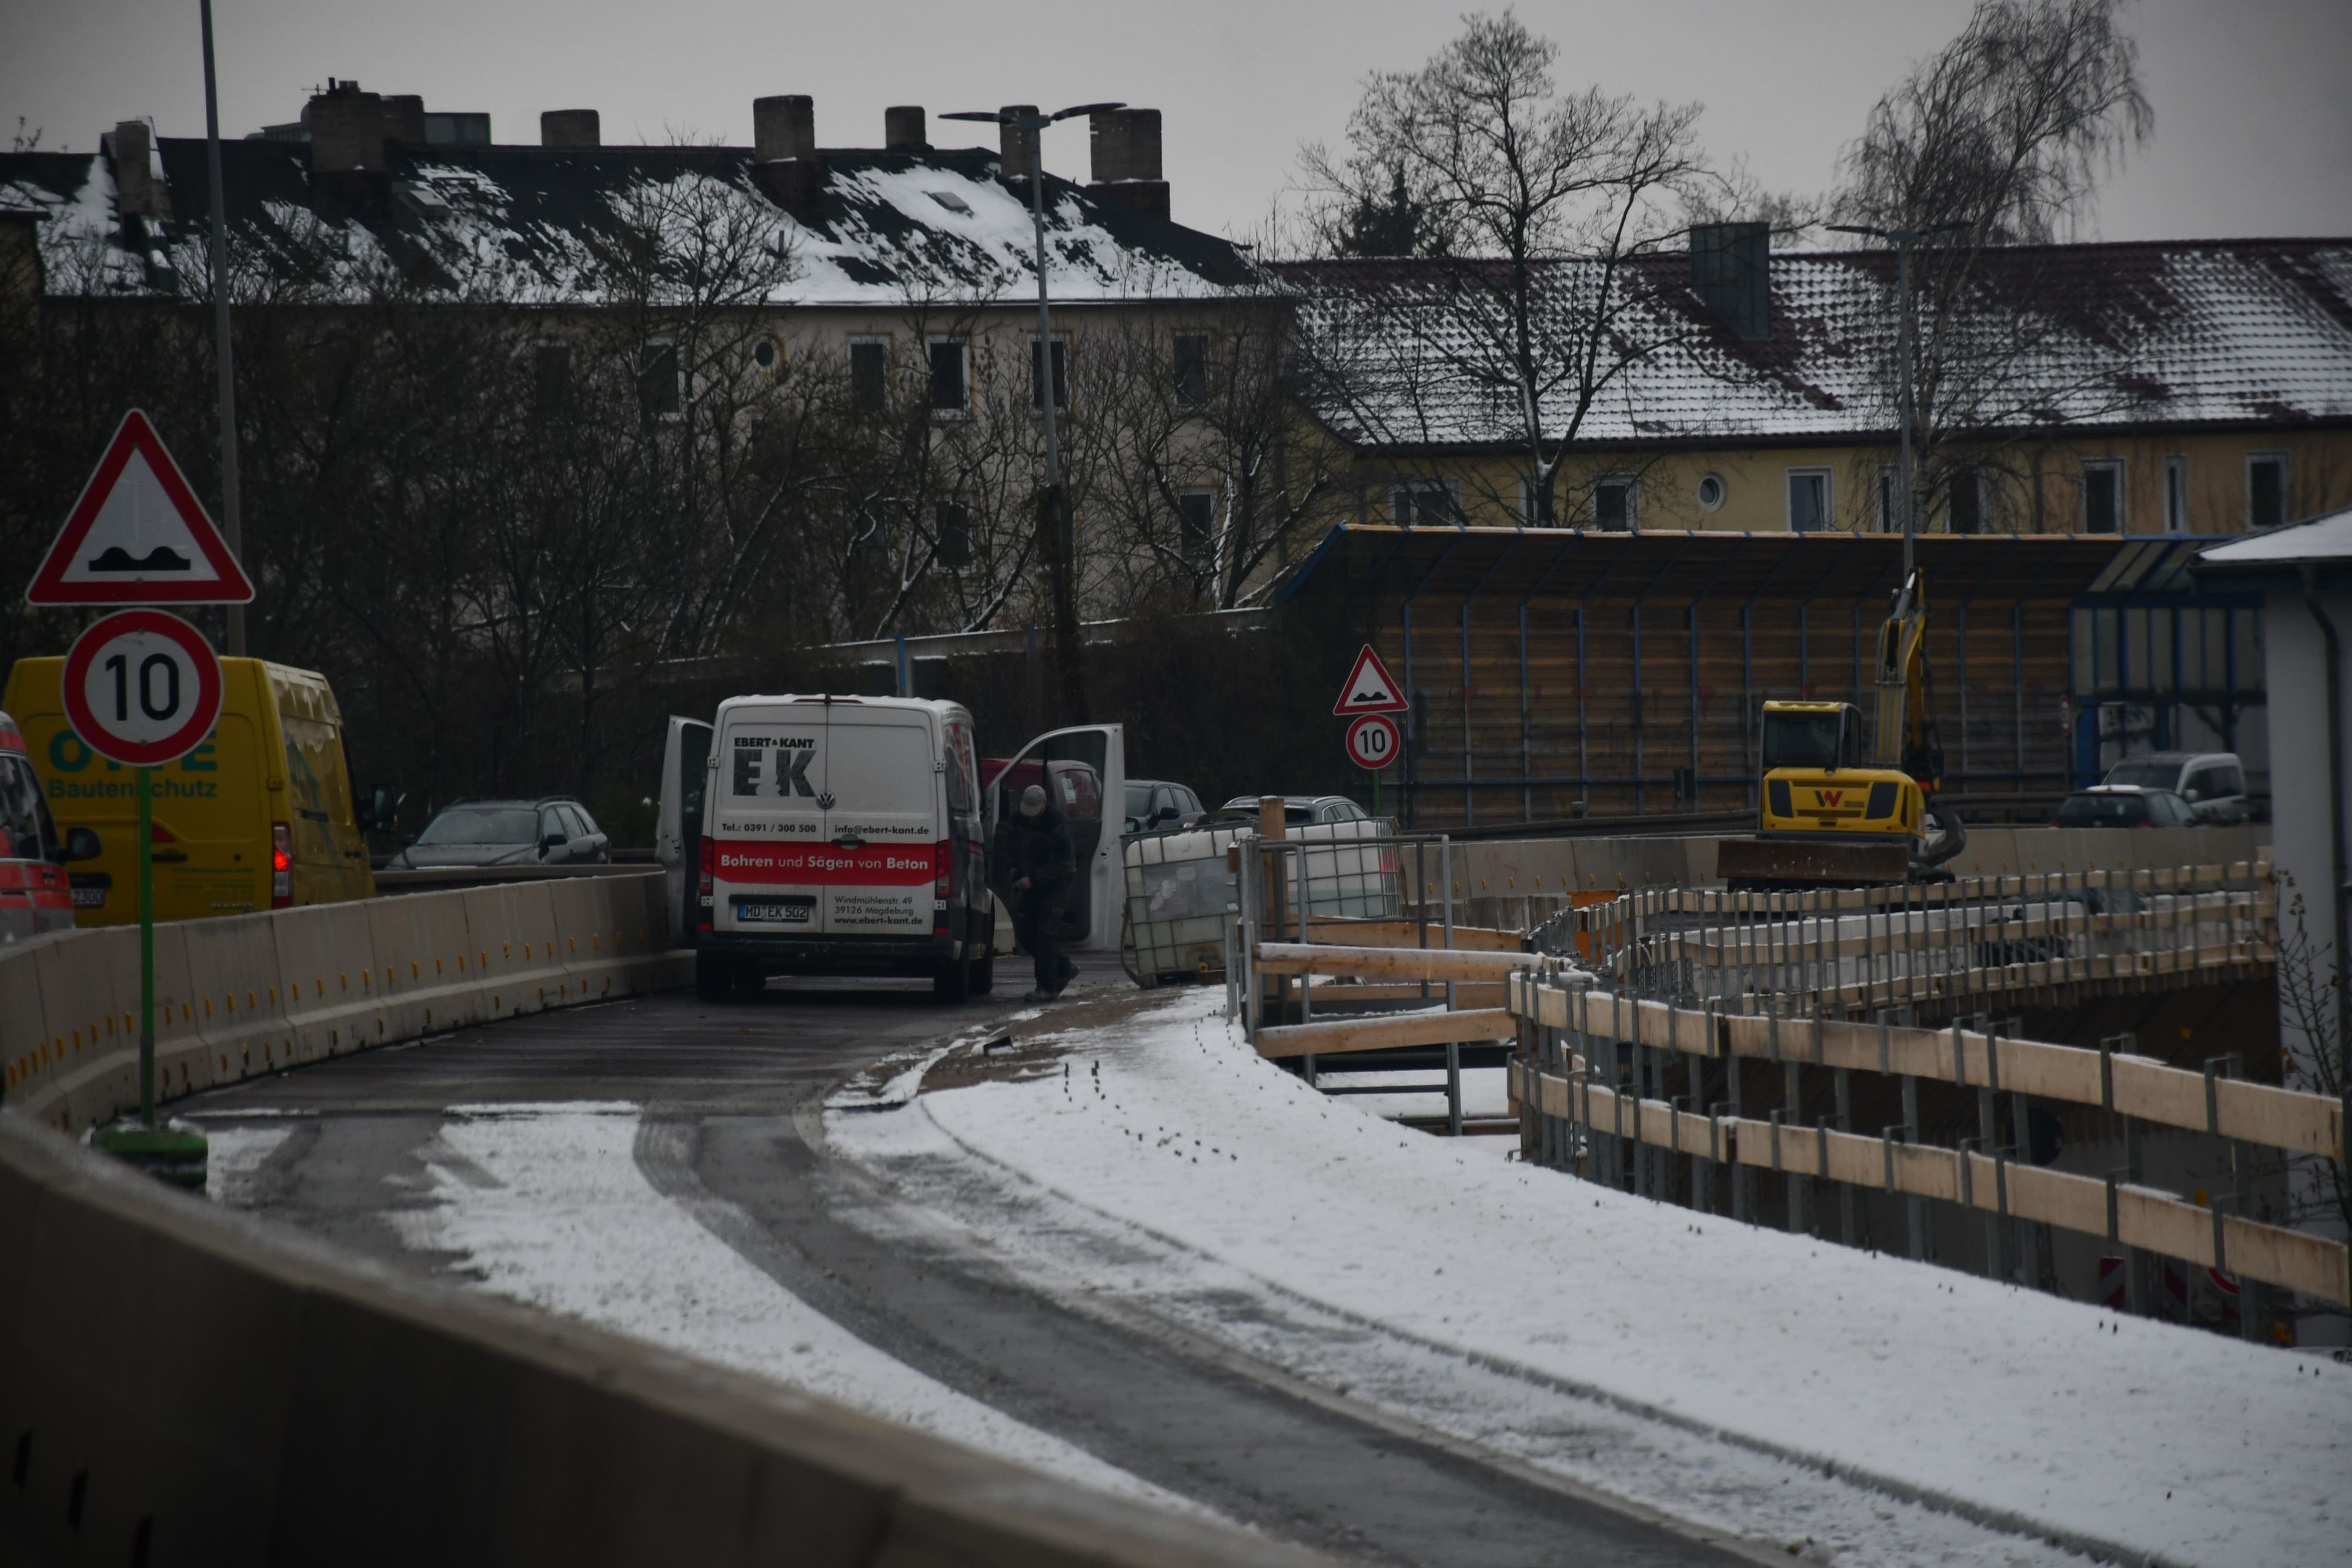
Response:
[1123,779,1204,834]
[2099,751,2252,823]
[1207,794,1371,828]
[385,797,612,868]
[0,709,93,942]
[2052,785,2201,829]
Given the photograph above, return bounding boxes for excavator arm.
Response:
[1872,570,1944,792]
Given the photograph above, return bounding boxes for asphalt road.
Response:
[182,959,1750,1568]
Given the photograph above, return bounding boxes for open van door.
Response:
[986,724,1124,950]
[655,715,713,941]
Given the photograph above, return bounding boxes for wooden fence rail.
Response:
[1506,1053,2350,1307]
[1505,973,2341,1160]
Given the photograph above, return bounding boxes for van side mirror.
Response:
[361,784,404,835]
[52,827,101,864]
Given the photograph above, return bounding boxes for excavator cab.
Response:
[1756,700,1919,840]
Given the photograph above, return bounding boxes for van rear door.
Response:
[656,715,714,939]
[985,724,1125,950]
[821,703,940,937]
[708,706,826,937]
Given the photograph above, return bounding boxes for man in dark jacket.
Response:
[998,784,1078,1001]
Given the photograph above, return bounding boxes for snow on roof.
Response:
[0,138,1257,307]
[1279,241,2352,449]
[2197,505,2352,566]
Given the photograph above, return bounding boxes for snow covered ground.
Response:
[383,1101,1195,1514]
[827,988,2350,1568]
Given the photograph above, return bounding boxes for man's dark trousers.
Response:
[1017,885,1069,994]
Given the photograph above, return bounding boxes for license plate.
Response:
[734,897,813,924]
[71,888,106,908]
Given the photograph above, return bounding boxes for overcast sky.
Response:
[6,0,2347,245]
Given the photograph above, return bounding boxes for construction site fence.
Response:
[1503,952,2350,1313]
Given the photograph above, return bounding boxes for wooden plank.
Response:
[1255,1007,1514,1059]
[1255,943,1535,980]
[1312,981,1510,1008]
[1303,918,1525,952]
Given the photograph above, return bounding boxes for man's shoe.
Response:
[1022,988,1048,1003]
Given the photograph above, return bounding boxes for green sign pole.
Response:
[138,763,155,1127]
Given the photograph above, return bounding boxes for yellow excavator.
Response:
[1718,570,1967,890]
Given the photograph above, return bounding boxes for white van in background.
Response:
[655,697,1125,1003]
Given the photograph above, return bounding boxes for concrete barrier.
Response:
[0,873,694,1136]
[0,1111,1325,1568]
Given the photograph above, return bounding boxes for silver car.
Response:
[385,797,612,869]
[2100,752,2251,824]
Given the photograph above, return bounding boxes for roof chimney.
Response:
[381,94,426,147]
[306,80,386,173]
[1087,109,1168,219]
[540,109,600,147]
[998,105,1038,182]
[884,105,927,152]
[754,95,814,162]
[1690,222,1772,341]
[110,119,165,218]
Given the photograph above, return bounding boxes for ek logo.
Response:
[779,747,817,798]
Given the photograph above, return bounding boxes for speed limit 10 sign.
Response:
[61,609,224,767]
[1345,713,1400,771]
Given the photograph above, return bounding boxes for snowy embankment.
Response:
[830,988,2347,1568]
[383,1102,1190,1513]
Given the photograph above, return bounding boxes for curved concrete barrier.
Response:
[0,1112,1326,1568]
[1,872,691,1136]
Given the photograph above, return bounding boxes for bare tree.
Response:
[1831,0,2156,534]
[1298,11,1719,523]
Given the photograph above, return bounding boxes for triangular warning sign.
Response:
[1332,643,1409,716]
[25,410,255,606]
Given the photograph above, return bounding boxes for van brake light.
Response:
[935,841,953,933]
[697,836,715,930]
[271,823,293,908]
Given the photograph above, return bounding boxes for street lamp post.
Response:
[200,0,245,656]
[1828,221,1967,583]
[942,103,1120,723]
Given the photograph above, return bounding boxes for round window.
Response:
[1696,473,1726,512]
[751,335,783,376]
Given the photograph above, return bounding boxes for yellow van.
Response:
[0,656,374,925]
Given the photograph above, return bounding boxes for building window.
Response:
[1592,475,1638,531]
[1176,489,1216,564]
[638,339,681,420]
[2164,454,2188,532]
[1786,468,1830,533]
[1876,465,1899,533]
[2082,459,2123,533]
[1172,332,1211,405]
[1948,468,1981,535]
[532,341,573,420]
[1030,334,1069,410]
[1520,474,1556,526]
[849,338,889,413]
[2247,451,2288,529]
[750,333,784,379]
[1695,473,1726,514]
[934,498,974,571]
[928,338,968,414]
[1391,478,1459,527]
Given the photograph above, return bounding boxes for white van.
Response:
[655,698,1125,1002]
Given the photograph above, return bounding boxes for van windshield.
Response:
[417,807,539,845]
[2103,761,2178,790]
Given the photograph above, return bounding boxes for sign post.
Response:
[56,609,225,1182]
[1332,644,1409,821]
[29,413,249,1187]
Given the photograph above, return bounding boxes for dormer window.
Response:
[927,190,972,215]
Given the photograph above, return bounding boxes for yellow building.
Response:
[1283,233,2352,543]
